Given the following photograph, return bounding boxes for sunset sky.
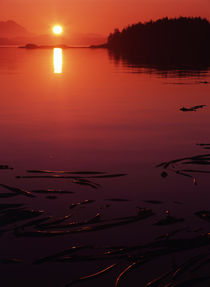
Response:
[0,0,209,35]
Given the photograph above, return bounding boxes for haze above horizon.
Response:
[0,0,209,35]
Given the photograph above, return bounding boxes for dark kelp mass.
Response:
[2,163,210,286]
[157,152,210,185]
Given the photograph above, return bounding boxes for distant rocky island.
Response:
[19,43,70,49]
[92,17,210,65]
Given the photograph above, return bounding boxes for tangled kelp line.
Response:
[2,167,210,286]
[31,233,210,287]
[0,168,129,238]
[15,169,127,190]
[2,190,210,286]
[157,152,210,185]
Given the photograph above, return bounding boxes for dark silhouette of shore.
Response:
[92,17,210,68]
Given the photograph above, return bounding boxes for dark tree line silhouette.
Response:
[104,17,210,65]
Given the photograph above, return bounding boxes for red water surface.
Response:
[0,47,210,286]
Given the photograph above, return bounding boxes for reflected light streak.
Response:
[53,48,63,74]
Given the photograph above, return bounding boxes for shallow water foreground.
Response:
[1,47,210,286]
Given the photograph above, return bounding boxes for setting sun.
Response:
[52,25,63,35]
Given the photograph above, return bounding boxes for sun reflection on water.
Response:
[53,48,63,74]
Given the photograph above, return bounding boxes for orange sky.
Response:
[0,0,209,35]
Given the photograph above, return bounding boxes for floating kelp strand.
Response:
[115,260,147,287]
[156,154,210,169]
[34,245,92,265]
[87,213,101,224]
[104,247,127,256]
[16,175,79,179]
[156,162,168,168]
[196,143,210,146]
[66,264,117,286]
[172,253,208,280]
[38,214,72,228]
[0,184,35,198]
[38,213,101,230]
[17,173,127,179]
[144,200,164,204]
[181,169,210,173]
[175,171,193,178]
[27,170,106,174]
[16,210,154,236]
[183,161,210,165]
[31,189,74,194]
[72,179,100,189]
[0,258,23,264]
[146,270,173,287]
[0,208,44,227]
[90,173,127,178]
[69,209,154,233]
[69,200,95,209]
[115,262,137,287]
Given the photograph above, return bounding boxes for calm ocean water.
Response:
[1,47,210,286]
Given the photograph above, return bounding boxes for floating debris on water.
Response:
[180,105,206,112]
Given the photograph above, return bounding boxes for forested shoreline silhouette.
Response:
[94,17,210,68]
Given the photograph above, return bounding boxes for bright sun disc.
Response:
[53,25,63,35]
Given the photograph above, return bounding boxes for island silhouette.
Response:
[92,17,210,68]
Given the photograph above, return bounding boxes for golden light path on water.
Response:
[53,48,63,74]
